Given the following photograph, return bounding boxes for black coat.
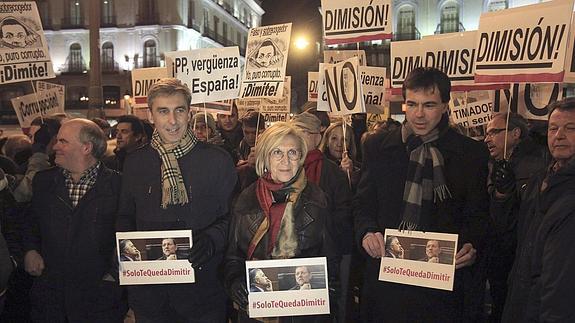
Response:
[354,127,490,322]
[503,160,575,322]
[23,165,123,322]
[225,181,340,322]
[117,142,237,312]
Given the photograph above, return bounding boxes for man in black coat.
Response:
[503,98,575,322]
[22,119,123,322]
[117,78,237,322]
[354,67,490,322]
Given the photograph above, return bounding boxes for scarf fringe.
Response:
[433,185,452,203]
[399,220,418,232]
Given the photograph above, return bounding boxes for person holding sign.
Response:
[117,78,237,322]
[319,122,360,190]
[503,98,575,322]
[354,67,490,322]
[224,122,340,321]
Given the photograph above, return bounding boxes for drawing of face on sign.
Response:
[248,38,284,69]
[0,16,41,49]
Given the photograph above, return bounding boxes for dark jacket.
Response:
[117,142,237,309]
[502,160,575,322]
[22,165,123,322]
[225,181,340,322]
[354,127,490,322]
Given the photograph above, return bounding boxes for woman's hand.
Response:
[340,153,353,173]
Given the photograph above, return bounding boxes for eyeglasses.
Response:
[485,128,507,138]
[270,148,302,161]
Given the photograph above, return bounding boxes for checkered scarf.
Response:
[63,162,100,207]
[151,126,198,209]
[400,115,451,231]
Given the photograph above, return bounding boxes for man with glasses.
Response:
[503,98,575,322]
[484,112,548,322]
[354,67,490,321]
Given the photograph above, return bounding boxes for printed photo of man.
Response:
[119,239,141,262]
[157,238,178,260]
[249,268,273,292]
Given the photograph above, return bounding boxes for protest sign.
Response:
[36,80,64,108]
[323,57,365,115]
[235,98,262,119]
[321,0,392,45]
[563,13,575,83]
[360,66,386,114]
[366,112,391,131]
[379,229,458,291]
[246,257,330,318]
[11,88,63,128]
[131,67,168,108]
[308,72,318,102]
[165,47,241,104]
[493,83,562,120]
[0,2,55,84]
[474,0,574,83]
[316,64,329,111]
[259,76,291,123]
[449,91,494,128]
[191,99,233,115]
[240,23,291,99]
[116,230,194,285]
[324,49,367,66]
[391,31,485,91]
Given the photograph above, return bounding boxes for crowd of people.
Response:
[0,67,573,322]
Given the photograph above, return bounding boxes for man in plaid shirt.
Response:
[23,118,124,322]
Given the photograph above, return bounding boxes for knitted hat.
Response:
[192,112,217,133]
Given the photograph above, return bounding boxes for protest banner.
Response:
[563,13,575,83]
[321,0,392,45]
[308,72,318,102]
[379,229,458,291]
[322,57,365,115]
[259,76,291,123]
[449,91,494,128]
[235,98,262,119]
[240,23,291,99]
[36,80,65,108]
[360,66,386,114]
[324,49,367,66]
[316,64,330,111]
[165,47,241,104]
[493,83,562,120]
[11,87,63,128]
[474,0,574,83]
[366,112,391,131]
[131,67,168,108]
[191,99,233,115]
[0,2,55,84]
[116,230,195,285]
[246,257,330,318]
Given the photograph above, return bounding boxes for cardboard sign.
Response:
[36,80,64,109]
[116,230,195,285]
[324,50,367,66]
[11,88,64,128]
[392,31,480,90]
[323,57,365,115]
[191,99,233,115]
[450,91,494,127]
[493,83,563,120]
[0,2,55,84]
[259,76,291,123]
[165,47,241,104]
[474,0,574,83]
[379,229,458,291]
[308,72,318,102]
[360,66,386,114]
[246,257,330,318]
[131,67,168,108]
[241,23,291,99]
[321,0,392,45]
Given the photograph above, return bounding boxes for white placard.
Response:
[246,257,330,318]
[317,64,329,111]
[563,12,575,83]
[165,47,241,104]
[36,80,64,110]
[116,230,195,285]
[360,66,386,114]
[308,72,318,102]
[10,88,63,128]
[191,99,233,115]
[493,83,562,120]
[321,0,392,45]
[379,229,458,291]
[474,0,574,83]
[323,57,365,115]
[131,67,169,108]
[324,50,367,66]
[450,91,494,128]
[259,76,291,123]
[0,2,55,84]
[240,23,291,99]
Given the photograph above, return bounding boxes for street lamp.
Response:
[124,91,132,115]
[294,35,310,50]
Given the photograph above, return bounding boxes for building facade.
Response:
[0,0,263,124]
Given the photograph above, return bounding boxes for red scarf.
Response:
[252,173,288,257]
[304,149,323,185]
